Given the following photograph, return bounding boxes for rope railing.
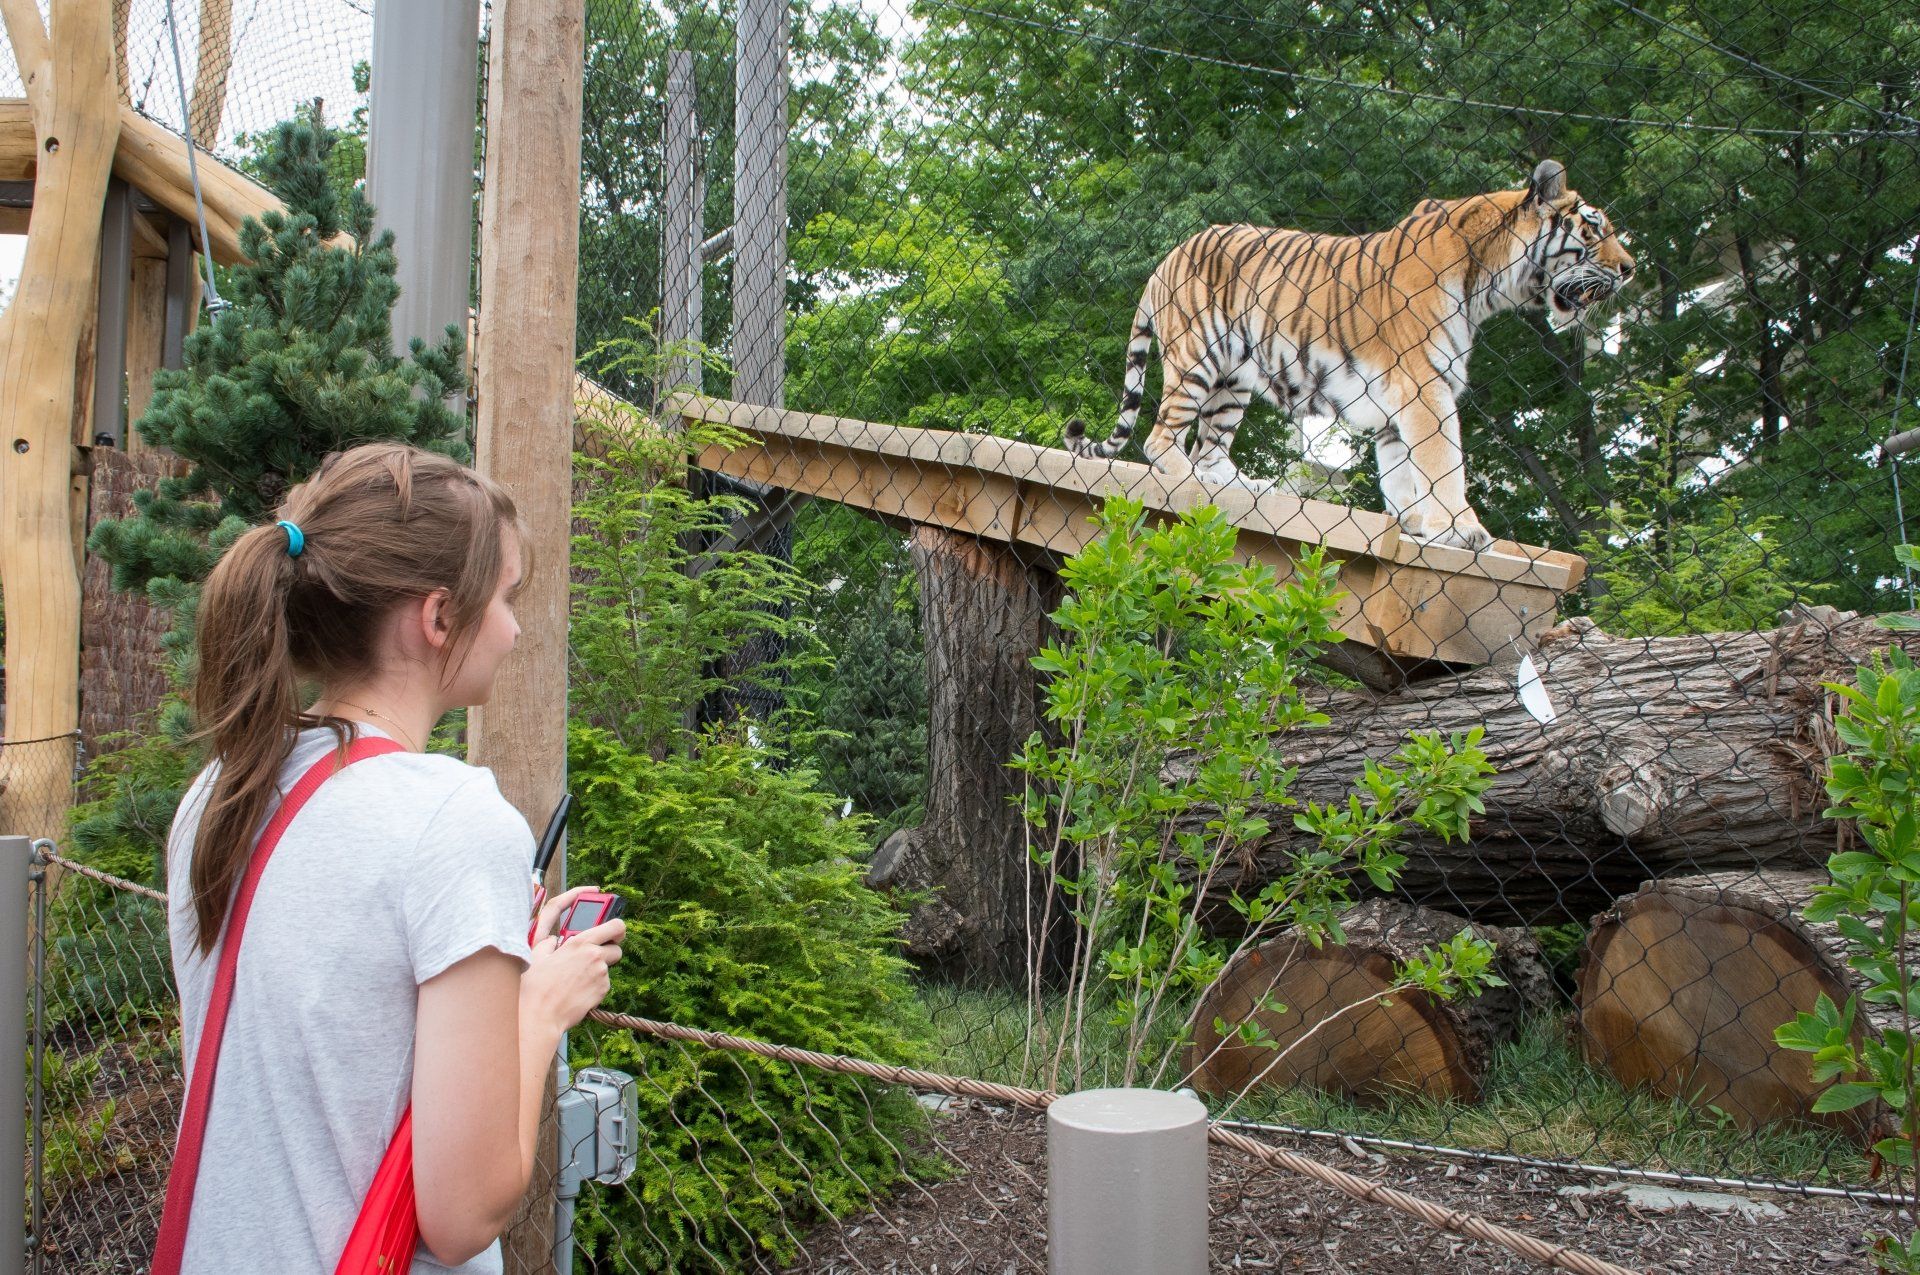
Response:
[588,1008,1646,1275]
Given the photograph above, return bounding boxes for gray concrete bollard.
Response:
[1047,1087,1208,1275]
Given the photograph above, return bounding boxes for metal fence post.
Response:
[661,50,704,398]
[1047,1088,1207,1275]
[3,836,32,1274]
[733,0,786,411]
[367,0,482,362]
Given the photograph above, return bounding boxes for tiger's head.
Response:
[1515,159,1635,332]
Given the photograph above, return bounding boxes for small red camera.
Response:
[557,892,626,940]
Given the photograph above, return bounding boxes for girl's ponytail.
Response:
[186,522,308,956]
[183,443,523,956]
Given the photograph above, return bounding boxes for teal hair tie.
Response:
[276,520,305,558]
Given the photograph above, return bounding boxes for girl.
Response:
[161,443,624,1271]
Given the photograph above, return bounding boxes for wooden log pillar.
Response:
[0,0,118,843]
[187,0,233,149]
[470,0,586,1265]
[866,526,1059,983]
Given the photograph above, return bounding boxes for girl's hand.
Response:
[522,885,625,1035]
[531,884,604,944]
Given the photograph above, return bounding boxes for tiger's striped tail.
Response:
[1065,295,1156,459]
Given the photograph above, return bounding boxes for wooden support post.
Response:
[471,0,585,1265]
[187,0,233,148]
[0,0,118,844]
[660,49,702,397]
[367,0,479,356]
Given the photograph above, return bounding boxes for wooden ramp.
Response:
[674,395,1585,681]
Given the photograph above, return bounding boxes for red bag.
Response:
[152,736,417,1275]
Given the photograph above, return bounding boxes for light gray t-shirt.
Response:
[166,724,536,1274]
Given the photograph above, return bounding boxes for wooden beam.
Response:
[0,98,342,265]
[471,0,586,1264]
[109,104,273,263]
[673,394,1584,671]
[0,0,118,845]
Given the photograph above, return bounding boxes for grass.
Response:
[919,983,1876,1188]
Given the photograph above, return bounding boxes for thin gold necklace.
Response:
[325,701,423,753]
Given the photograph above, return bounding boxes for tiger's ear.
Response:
[1528,159,1567,206]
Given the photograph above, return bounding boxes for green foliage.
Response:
[562,724,933,1272]
[1014,500,1499,1088]
[1883,546,1920,631]
[569,356,821,757]
[1776,649,1920,1265]
[1581,371,1810,636]
[87,114,468,631]
[793,510,928,835]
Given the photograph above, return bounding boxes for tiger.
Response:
[1063,159,1635,550]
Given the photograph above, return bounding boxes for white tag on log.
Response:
[1517,652,1556,725]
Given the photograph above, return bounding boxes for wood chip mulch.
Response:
[781,1099,1893,1274]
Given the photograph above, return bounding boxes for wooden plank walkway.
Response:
[675,394,1585,675]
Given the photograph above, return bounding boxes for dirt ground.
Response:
[35,1045,1898,1274]
[780,1099,1898,1274]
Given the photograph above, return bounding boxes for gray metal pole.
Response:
[162,217,194,369]
[1047,1088,1208,1275]
[1,836,31,1275]
[93,179,134,449]
[367,0,482,359]
[733,0,787,410]
[661,50,704,398]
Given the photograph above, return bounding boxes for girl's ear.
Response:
[418,587,456,651]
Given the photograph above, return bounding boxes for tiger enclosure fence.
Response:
[7,0,1920,1267]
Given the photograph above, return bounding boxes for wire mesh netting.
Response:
[10,0,1920,1268]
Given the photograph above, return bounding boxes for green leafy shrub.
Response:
[1776,648,1920,1269]
[1014,499,1500,1089]
[563,724,932,1272]
[569,393,819,758]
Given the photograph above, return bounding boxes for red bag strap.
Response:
[153,735,405,1275]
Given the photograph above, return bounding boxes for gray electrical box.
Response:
[557,1066,640,1189]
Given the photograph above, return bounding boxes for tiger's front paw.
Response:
[1398,505,1492,551]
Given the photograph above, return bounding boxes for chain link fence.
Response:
[10,0,1920,1268]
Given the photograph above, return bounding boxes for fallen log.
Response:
[1190,607,1905,925]
[1576,869,1898,1135]
[1186,898,1555,1104]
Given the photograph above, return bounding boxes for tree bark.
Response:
[1186,898,1554,1105]
[1186,606,1905,926]
[866,525,1058,983]
[1577,869,1902,1136]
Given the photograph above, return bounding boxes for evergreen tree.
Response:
[88,111,468,672]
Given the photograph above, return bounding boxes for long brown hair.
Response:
[186,443,525,955]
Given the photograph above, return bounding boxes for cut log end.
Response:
[1576,871,1876,1134]
[1186,899,1552,1106]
